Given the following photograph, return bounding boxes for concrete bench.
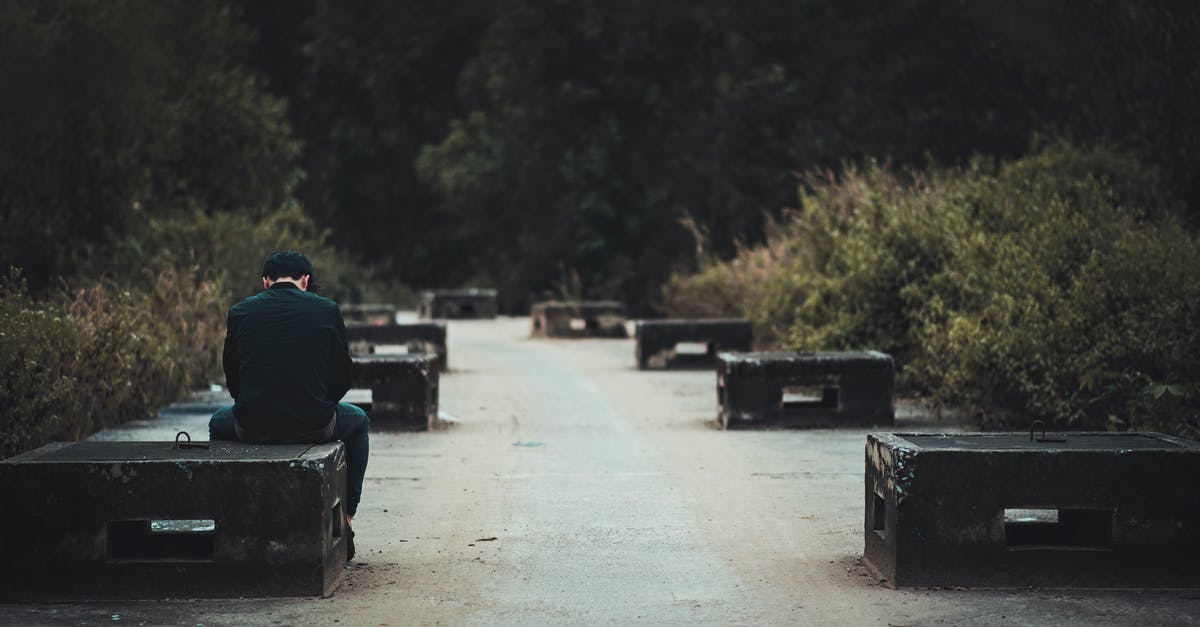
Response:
[0,440,347,600]
[340,303,398,326]
[635,319,752,369]
[716,351,894,429]
[530,301,627,338]
[347,321,449,370]
[418,289,497,319]
[351,354,439,430]
[864,431,1200,588]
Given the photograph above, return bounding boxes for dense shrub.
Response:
[661,145,1200,435]
[101,203,371,303]
[0,270,212,458]
[912,154,1200,433]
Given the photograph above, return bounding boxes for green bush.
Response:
[101,203,409,306]
[0,270,200,458]
[907,145,1199,432]
[0,272,83,457]
[660,144,1200,435]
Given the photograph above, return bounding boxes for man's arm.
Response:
[222,311,241,399]
[327,306,352,401]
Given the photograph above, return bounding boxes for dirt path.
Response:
[5,316,1199,625]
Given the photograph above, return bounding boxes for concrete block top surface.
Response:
[532,300,625,313]
[636,318,749,328]
[636,318,752,340]
[718,350,893,374]
[871,431,1199,453]
[346,321,447,339]
[422,288,496,298]
[340,303,397,314]
[3,441,341,464]
[352,354,438,366]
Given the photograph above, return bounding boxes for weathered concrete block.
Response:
[347,321,449,370]
[418,289,497,319]
[351,354,439,430]
[864,431,1200,588]
[635,319,752,369]
[530,301,627,338]
[339,303,398,326]
[717,351,894,429]
[0,441,347,600]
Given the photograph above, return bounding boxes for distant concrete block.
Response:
[864,431,1200,588]
[351,354,439,430]
[347,321,449,370]
[0,441,347,600]
[717,351,894,429]
[530,301,627,338]
[340,303,398,326]
[635,319,752,369]
[418,289,497,319]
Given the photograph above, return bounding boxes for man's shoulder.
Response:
[299,290,341,311]
[228,292,262,316]
[228,288,340,317]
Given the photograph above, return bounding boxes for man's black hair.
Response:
[261,251,315,281]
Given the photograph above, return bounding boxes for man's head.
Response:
[261,251,314,291]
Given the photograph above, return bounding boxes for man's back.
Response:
[224,282,352,434]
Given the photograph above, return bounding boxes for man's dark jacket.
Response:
[223,282,352,434]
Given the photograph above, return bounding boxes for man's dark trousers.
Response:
[209,403,370,516]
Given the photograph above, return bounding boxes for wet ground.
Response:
[3,315,1199,626]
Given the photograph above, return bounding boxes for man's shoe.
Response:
[346,525,355,562]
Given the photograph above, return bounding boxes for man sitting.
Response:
[209,250,369,560]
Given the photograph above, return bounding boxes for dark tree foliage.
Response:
[962,0,1200,221]
[0,0,299,290]
[413,0,1034,310]
[288,0,489,288]
[5,0,1199,310]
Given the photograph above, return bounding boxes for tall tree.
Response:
[295,0,487,285]
[0,0,300,289]
[417,0,1032,310]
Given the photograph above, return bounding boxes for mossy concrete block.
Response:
[717,351,894,429]
[0,441,347,600]
[635,319,752,369]
[864,431,1200,588]
[351,354,439,430]
[418,289,497,319]
[530,301,627,338]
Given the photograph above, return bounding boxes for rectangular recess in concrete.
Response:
[635,319,752,370]
[782,385,839,409]
[872,490,887,535]
[864,431,1200,588]
[717,351,893,429]
[675,342,709,355]
[1003,508,1113,549]
[0,441,347,599]
[108,519,216,561]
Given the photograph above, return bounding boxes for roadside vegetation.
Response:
[3,1,1199,455]
[662,144,1200,437]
